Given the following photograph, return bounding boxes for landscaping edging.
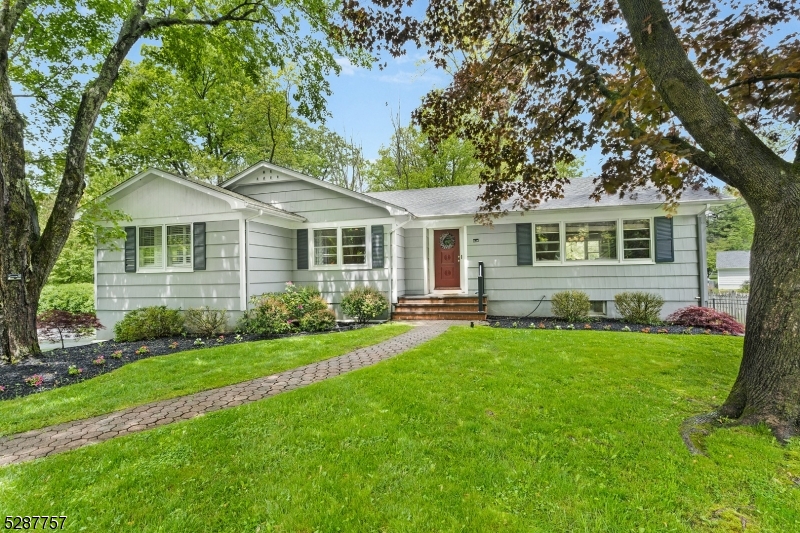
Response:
[0,323,373,400]
[487,316,743,336]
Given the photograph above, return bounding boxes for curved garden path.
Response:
[0,322,461,466]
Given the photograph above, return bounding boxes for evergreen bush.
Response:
[550,291,591,322]
[614,291,664,325]
[114,306,185,342]
[340,287,389,323]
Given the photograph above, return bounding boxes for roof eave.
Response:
[221,161,414,217]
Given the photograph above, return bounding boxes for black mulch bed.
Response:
[0,323,371,401]
[487,316,743,336]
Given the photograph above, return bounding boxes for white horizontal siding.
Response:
[464,216,701,318]
[718,268,750,290]
[292,226,391,319]
[398,216,703,319]
[232,180,389,222]
[403,228,425,295]
[95,219,241,339]
[247,221,294,297]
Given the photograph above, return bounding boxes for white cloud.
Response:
[335,57,357,76]
[377,69,444,85]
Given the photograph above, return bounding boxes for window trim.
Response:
[309,225,371,270]
[589,300,608,316]
[530,218,655,266]
[135,223,194,273]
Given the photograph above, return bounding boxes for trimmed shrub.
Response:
[238,294,292,335]
[666,306,744,335]
[239,283,336,334]
[114,306,185,342]
[185,307,229,336]
[299,309,337,332]
[550,290,591,322]
[281,283,327,320]
[39,283,95,314]
[614,291,664,325]
[341,287,389,323]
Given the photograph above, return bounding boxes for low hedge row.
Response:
[549,290,741,333]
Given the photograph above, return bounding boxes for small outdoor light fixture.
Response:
[470,322,474,328]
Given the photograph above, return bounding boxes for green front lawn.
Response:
[0,323,411,437]
[3,328,798,532]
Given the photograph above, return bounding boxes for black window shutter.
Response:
[516,223,533,265]
[193,222,206,271]
[654,217,675,263]
[371,225,385,268]
[124,226,136,273]
[297,229,308,270]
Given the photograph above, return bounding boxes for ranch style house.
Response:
[94,161,731,338]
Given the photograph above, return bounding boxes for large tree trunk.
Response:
[0,48,44,363]
[719,194,800,440]
[616,0,800,440]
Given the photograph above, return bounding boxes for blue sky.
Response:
[322,52,606,175]
[322,51,445,160]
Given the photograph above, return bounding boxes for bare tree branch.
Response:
[718,73,800,93]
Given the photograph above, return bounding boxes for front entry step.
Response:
[392,295,487,321]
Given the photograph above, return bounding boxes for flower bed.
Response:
[487,316,742,336]
[0,323,371,400]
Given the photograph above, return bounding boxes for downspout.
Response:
[696,206,709,307]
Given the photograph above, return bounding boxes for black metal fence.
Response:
[709,293,748,324]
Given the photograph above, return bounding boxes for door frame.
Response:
[425,225,468,294]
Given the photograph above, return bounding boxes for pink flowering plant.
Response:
[0,385,6,392]
[25,374,44,387]
[93,355,106,366]
[68,365,83,376]
[239,283,330,335]
[111,350,124,359]
[216,335,225,344]
[135,346,150,355]
[169,341,179,349]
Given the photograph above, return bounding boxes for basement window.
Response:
[589,301,607,315]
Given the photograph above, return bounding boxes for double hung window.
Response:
[313,227,368,267]
[138,224,192,271]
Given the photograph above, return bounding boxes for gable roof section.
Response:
[98,168,307,222]
[366,180,731,217]
[717,251,750,269]
[220,161,411,216]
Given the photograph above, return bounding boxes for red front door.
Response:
[434,229,460,289]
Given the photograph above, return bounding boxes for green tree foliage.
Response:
[367,124,483,191]
[2,0,362,360]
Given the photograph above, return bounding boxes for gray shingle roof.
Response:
[716,251,750,269]
[365,180,729,217]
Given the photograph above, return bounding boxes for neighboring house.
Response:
[95,161,731,338]
[716,251,751,290]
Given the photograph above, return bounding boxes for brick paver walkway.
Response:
[0,322,459,466]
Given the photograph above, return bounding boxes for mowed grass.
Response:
[0,323,411,437]
[3,328,799,532]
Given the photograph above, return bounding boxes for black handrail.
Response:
[478,261,485,312]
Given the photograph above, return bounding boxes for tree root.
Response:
[680,411,724,455]
[681,410,799,453]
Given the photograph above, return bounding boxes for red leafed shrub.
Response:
[666,306,744,335]
[37,310,104,349]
